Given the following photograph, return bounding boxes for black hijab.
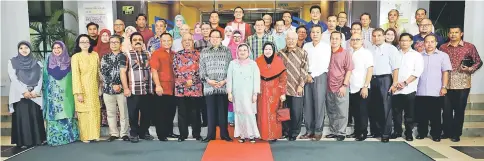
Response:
[263,42,276,64]
[11,41,41,87]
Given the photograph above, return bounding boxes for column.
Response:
[465,1,484,94]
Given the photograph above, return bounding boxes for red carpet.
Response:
[201,140,273,161]
[202,126,273,161]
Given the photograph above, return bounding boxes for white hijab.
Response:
[222,26,234,47]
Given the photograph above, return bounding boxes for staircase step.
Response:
[467,103,484,110]
[465,110,484,122]
[462,122,484,137]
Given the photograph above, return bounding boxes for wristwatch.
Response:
[403,81,408,86]
[442,86,447,89]
[342,84,348,87]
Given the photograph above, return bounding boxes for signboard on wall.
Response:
[78,2,114,34]
[123,6,134,15]
[379,1,413,25]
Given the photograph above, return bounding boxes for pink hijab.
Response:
[227,30,244,59]
[235,43,252,66]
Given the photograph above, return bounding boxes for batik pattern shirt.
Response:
[101,52,124,94]
[173,50,203,97]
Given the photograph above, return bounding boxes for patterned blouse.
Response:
[440,41,482,89]
[173,50,203,97]
[147,36,161,53]
[101,52,124,94]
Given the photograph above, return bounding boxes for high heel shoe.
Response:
[249,138,256,143]
[238,139,245,143]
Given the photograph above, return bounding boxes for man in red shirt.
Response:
[136,13,154,46]
[209,11,224,37]
[150,33,176,141]
[226,6,252,40]
[325,31,354,141]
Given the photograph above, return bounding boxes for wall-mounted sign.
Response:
[278,3,288,7]
[122,6,134,15]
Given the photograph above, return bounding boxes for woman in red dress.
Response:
[256,42,287,142]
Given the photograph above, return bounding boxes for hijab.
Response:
[193,22,203,41]
[11,41,41,87]
[48,41,71,80]
[222,26,234,47]
[263,42,276,64]
[256,42,286,80]
[227,30,243,59]
[169,15,186,40]
[95,29,112,57]
[235,43,252,66]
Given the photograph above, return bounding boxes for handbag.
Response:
[461,56,475,67]
[276,101,291,122]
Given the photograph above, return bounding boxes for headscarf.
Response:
[11,41,41,87]
[235,43,252,66]
[228,30,243,59]
[222,26,234,46]
[263,42,276,64]
[122,26,137,52]
[48,41,71,80]
[256,42,286,80]
[193,22,203,41]
[95,29,112,57]
[169,15,186,40]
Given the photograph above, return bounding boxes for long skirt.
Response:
[46,118,80,146]
[234,113,260,139]
[11,98,46,147]
[77,109,101,141]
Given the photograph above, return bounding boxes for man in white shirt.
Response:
[282,11,296,33]
[322,15,346,47]
[272,19,287,50]
[345,22,372,53]
[172,24,190,52]
[367,28,401,143]
[301,25,331,141]
[348,33,374,141]
[391,33,424,142]
[404,8,434,36]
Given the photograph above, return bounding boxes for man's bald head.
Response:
[351,33,364,49]
[419,18,433,34]
[182,33,194,50]
[285,31,298,49]
[180,24,191,36]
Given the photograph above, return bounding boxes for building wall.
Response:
[1,1,31,96]
[180,5,200,27]
[464,1,484,94]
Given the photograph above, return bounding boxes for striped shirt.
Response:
[199,46,232,95]
[362,27,374,42]
[120,49,153,95]
[246,34,275,60]
[278,47,309,97]
[194,38,211,51]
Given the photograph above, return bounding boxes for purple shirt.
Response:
[416,50,452,97]
[328,47,354,93]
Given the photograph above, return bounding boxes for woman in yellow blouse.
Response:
[380,9,405,36]
[72,34,101,143]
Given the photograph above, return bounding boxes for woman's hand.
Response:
[280,94,286,102]
[228,93,233,102]
[77,94,84,103]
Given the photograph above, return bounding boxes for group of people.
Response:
[8,5,481,149]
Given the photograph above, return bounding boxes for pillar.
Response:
[465,1,484,94]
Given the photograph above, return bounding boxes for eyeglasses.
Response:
[400,40,412,42]
[210,37,221,39]
[350,38,362,42]
[233,36,241,38]
[79,41,90,44]
[114,24,124,26]
[419,24,432,27]
[110,42,120,44]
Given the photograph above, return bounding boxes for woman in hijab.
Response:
[122,26,137,53]
[72,34,101,143]
[43,41,79,146]
[94,29,112,58]
[256,42,287,143]
[222,26,235,47]
[8,41,46,148]
[227,43,261,143]
[193,22,203,41]
[226,30,244,126]
[168,15,186,40]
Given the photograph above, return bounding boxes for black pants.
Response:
[205,94,229,139]
[127,95,154,137]
[177,97,202,138]
[392,92,416,136]
[156,95,176,138]
[443,89,470,138]
[282,96,304,137]
[369,75,393,138]
[350,90,371,136]
[200,96,208,125]
[416,96,444,138]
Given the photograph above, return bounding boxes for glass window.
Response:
[28,1,63,58]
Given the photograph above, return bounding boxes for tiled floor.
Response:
[1,135,484,161]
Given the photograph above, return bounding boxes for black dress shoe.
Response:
[140,134,154,140]
[222,137,233,142]
[122,135,130,141]
[336,135,345,141]
[355,135,367,141]
[390,133,402,139]
[346,133,356,138]
[416,135,425,140]
[441,135,450,139]
[159,137,168,141]
[368,134,382,138]
[178,138,185,142]
[325,134,337,138]
[194,136,203,141]
[432,138,441,142]
[405,136,414,141]
[130,136,139,143]
[381,137,389,143]
[167,134,179,138]
[107,136,119,142]
[201,138,212,143]
[288,137,296,141]
[451,137,460,142]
